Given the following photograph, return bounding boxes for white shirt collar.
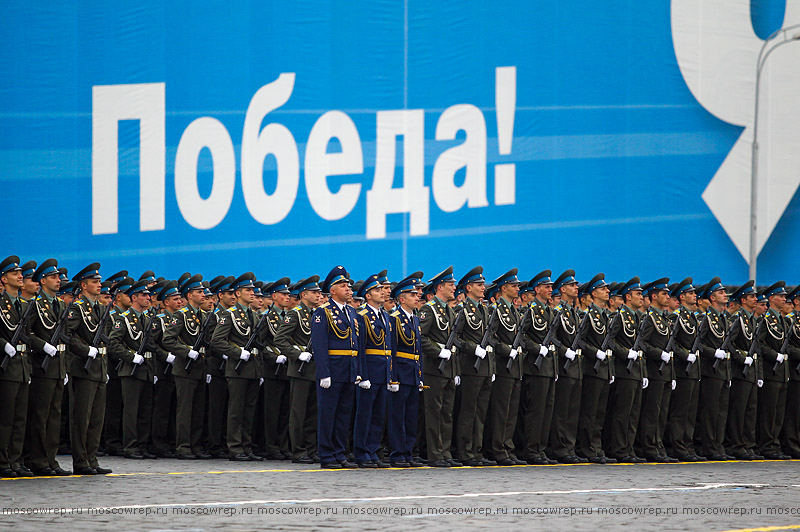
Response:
[333,299,346,312]
[368,304,382,316]
[401,307,414,320]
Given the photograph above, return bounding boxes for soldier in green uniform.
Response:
[548,270,586,463]
[102,271,132,457]
[519,270,558,465]
[636,279,676,462]
[149,281,181,458]
[488,269,524,466]
[24,259,71,476]
[725,281,763,460]
[666,278,706,462]
[696,278,732,460]
[781,286,800,457]
[274,277,321,463]
[0,256,33,477]
[576,273,615,464]
[162,274,210,460]
[453,266,492,467]
[211,272,264,462]
[109,280,157,459]
[756,281,791,459]
[260,278,292,460]
[65,263,113,475]
[606,277,646,463]
[205,276,235,459]
[418,267,460,468]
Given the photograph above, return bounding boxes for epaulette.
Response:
[291,305,302,311]
[157,313,165,318]
[180,308,188,313]
[35,295,43,301]
[319,302,330,308]
[214,307,221,313]
[390,310,400,317]
[110,309,117,315]
[227,306,237,312]
[672,309,679,314]
[357,309,368,316]
[425,300,435,306]
[121,310,130,316]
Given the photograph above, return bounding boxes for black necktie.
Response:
[14,298,21,317]
[247,308,254,325]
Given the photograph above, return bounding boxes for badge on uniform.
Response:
[219,317,226,324]
[114,322,120,329]
[315,315,321,323]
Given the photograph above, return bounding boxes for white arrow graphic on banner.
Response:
[671,0,800,264]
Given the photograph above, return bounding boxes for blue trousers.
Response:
[317,381,355,464]
[389,384,419,462]
[353,383,388,462]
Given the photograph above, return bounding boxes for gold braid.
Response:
[325,307,351,339]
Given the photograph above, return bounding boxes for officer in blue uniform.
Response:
[353,274,393,467]
[388,273,425,467]
[311,266,361,469]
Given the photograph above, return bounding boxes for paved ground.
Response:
[2,458,800,531]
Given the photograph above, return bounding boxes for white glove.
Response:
[205,374,212,384]
[776,353,786,364]
[565,349,576,361]
[166,353,176,364]
[627,349,638,360]
[438,348,452,360]
[595,349,606,361]
[87,346,98,359]
[757,379,764,388]
[132,354,144,365]
[454,376,461,386]
[153,376,158,385]
[642,377,649,389]
[359,380,372,389]
[510,348,519,360]
[388,383,399,392]
[744,356,753,366]
[419,381,425,391]
[475,346,487,359]
[714,349,725,359]
[64,376,69,386]
[660,351,671,363]
[320,377,331,389]
[43,343,58,357]
[609,376,615,385]
[671,379,676,390]
[539,345,548,356]
[491,374,496,382]
[299,352,312,362]
[4,343,16,357]
[188,349,199,360]
[222,354,228,360]
[240,348,250,361]
[276,355,287,365]
[259,378,264,386]
[687,353,697,363]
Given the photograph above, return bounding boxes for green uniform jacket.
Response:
[578,304,613,381]
[729,308,762,383]
[150,310,175,381]
[261,307,288,381]
[27,294,67,381]
[607,305,645,381]
[640,308,674,382]
[418,297,460,379]
[521,299,557,379]
[0,292,32,383]
[493,297,521,380]
[759,308,789,383]
[672,307,700,380]
[698,308,731,381]
[65,297,109,382]
[108,309,154,382]
[274,302,314,381]
[456,297,494,378]
[211,303,262,380]
[162,305,207,380]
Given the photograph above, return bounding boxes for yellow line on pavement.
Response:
[714,525,800,532]
[1,458,798,481]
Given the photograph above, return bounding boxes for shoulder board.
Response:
[319,302,330,308]
[390,310,400,317]
[291,305,302,311]
[672,309,679,315]
[110,309,117,315]
[357,309,368,316]
[214,308,221,313]
[35,295,43,301]
[157,313,165,318]
[227,306,237,312]
[180,308,188,313]
[425,300,435,307]
[121,310,130,316]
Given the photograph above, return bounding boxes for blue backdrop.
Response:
[1,1,796,287]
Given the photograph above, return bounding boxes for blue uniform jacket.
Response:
[390,308,422,386]
[356,305,393,384]
[311,298,361,383]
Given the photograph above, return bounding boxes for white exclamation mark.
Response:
[494,66,516,206]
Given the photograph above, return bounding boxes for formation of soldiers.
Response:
[0,254,799,476]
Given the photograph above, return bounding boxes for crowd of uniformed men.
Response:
[0,254,798,476]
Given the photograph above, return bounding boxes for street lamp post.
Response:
[749,24,800,283]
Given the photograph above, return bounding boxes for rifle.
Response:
[438,308,465,374]
[130,312,156,377]
[1,294,36,372]
[713,319,738,373]
[84,302,112,372]
[596,312,620,373]
[687,314,709,375]
[509,306,532,371]
[297,338,313,375]
[564,310,591,372]
[271,345,284,376]
[627,315,649,374]
[185,308,215,371]
[42,286,80,372]
[658,314,681,375]
[473,308,499,372]
[235,311,269,374]
[530,308,562,371]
